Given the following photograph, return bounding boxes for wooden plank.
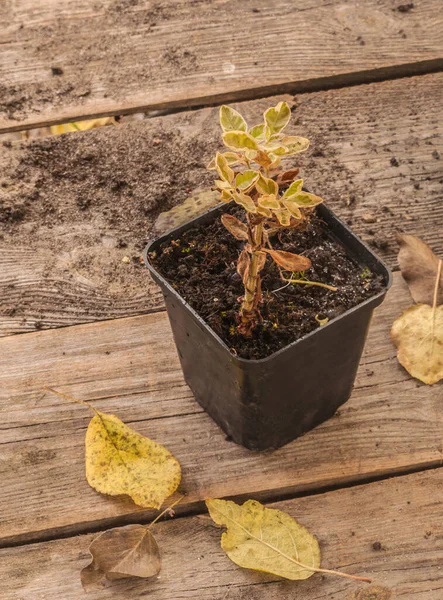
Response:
[1,0,443,132]
[1,72,442,336]
[1,272,442,546]
[1,468,442,599]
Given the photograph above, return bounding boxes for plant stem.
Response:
[283,277,337,292]
[241,221,264,315]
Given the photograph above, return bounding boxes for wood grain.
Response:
[1,468,442,599]
[1,273,442,546]
[1,73,442,336]
[1,0,443,132]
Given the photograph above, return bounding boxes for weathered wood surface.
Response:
[1,468,442,599]
[1,73,442,336]
[1,0,443,132]
[1,273,442,546]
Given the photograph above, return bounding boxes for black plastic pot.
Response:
[144,203,392,450]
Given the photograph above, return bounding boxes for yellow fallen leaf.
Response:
[50,117,115,136]
[153,189,221,235]
[391,304,443,385]
[86,412,181,509]
[206,499,370,583]
[44,388,181,509]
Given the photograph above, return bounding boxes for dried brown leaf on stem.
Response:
[396,233,443,305]
[391,237,443,385]
[81,497,183,591]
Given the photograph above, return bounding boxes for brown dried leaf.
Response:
[257,251,267,273]
[81,525,160,591]
[221,214,249,241]
[396,234,443,305]
[276,168,300,184]
[237,248,250,284]
[265,249,311,272]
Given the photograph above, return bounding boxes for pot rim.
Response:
[144,202,393,364]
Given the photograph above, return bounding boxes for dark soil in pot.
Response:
[149,204,385,360]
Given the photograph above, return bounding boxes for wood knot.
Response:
[348,586,392,600]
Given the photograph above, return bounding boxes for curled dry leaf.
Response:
[276,168,300,184]
[264,248,311,272]
[86,412,181,509]
[237,248,250,284]
[391,304,443,385]
[206,499,370,583]
[396,234,443,305]
[81,525,160,591]
[221,214,248,241]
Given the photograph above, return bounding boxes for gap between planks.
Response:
[2,58,443,135]
[2,0,443,132]
[0,461,441,550]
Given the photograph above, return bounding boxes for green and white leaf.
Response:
[264,102,291,138]
[249,124,265,140]
[232,192,257,213]
[235,170,260,191]
[256,174,279,196]
[207,152,243,170]
[215,152,235,183]
[282,199,303,219]
[282,179,304,199]
[258,194,280,210]
[291,192,323,207]
[279,136,310,155]
[215,179,233,190]
[223,131,259,152]
[220,106,247,132]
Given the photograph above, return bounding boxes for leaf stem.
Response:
[148,495,185,530]
[42,386,98,414]
[431,259,442,344]
[432,259,442,311]
[283,277,338,292]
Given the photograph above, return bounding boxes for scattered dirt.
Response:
[0,118,215,301]
[394,3,414,13]
[151,205,385,359]
[23,448,57,466]
[1,78,441,333]
[0,0,207,122]
[348,586,392,600]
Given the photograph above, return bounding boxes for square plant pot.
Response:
[144,202,392,450]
